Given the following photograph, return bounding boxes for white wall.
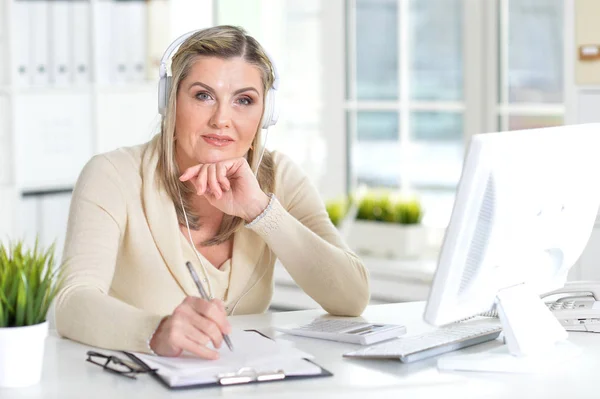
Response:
[564,0,600,282]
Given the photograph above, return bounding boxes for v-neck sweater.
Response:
[54,135,370,353]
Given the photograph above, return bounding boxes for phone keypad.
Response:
[547,301,576,311]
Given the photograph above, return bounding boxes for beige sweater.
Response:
[55,136,370,353]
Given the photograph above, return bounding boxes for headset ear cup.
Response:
[261,88,279,129]
[158,76,171,116]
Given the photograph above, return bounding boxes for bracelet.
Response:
[245,193,275,227]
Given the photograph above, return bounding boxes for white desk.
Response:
[3,302,600,399]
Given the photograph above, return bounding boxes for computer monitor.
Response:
[423,124,600,372]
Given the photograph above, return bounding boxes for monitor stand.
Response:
[437,283,581,373]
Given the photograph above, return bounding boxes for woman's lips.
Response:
[202,135,234,147]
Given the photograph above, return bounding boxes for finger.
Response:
[186,297,231,335]
[169,313,211,347]
[198,316,224,349]
[178,330,220,360]
[207,164,222,198]
[180,320,220,351]
[175,301,224,349]
[216,163,230,191]
[179,164,203,182]
[196,164,209,195]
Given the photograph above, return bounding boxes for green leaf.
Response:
[0,239,65,327]
[15,270,27,327]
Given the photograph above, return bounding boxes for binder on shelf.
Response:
[70,0,91,84]
[126,0,147,82]
[111,0,129,83]
[93,0,112,85]
[13,0,32,87]
[30,0,50,86]
[49,0,71,86]
[122,330,332,390]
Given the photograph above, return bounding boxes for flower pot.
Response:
[347,220,430,259]
[0,321,48,388]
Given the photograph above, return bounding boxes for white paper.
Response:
[133,330,321,387]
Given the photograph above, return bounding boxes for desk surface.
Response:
[3,302,599,399]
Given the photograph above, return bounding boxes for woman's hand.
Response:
[149,297,231,359]
[179,158,269,222]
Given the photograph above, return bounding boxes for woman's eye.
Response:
[195,92,212,101]
[238,97,253,106]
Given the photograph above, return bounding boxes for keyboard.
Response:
[343,319,502,363]
[275,318,407,345]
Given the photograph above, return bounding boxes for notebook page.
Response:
[133,330,320,386]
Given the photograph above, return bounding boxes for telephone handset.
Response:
[542,281,600,332]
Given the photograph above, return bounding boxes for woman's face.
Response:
[175,56,264,170]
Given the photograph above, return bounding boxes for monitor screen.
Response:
[424,124,600,333]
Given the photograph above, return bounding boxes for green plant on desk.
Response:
[326,190,424,226]
[0,241,63,328]
[0,240,65,388]
[356,190,423,225]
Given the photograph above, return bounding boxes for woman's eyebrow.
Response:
[233,87,259,96]
[189,82,259,96]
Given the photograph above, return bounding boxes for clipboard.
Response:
[122,330,333,390]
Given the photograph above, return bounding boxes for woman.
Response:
[55,25,369,360]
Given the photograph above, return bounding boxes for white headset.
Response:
[157,29,280,131]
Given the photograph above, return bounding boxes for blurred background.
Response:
[1,0,599,310]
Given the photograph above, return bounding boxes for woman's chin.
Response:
[197,151,239,164]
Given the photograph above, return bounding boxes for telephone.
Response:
[542,281,600,333]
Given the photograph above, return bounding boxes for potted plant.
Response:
[0,241,64,388]
[328,189,439,259]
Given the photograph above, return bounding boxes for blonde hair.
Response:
[156,25,276,246]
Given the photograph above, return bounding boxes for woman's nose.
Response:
[210,103,232,129]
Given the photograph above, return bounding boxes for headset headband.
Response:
[158,30,279,88]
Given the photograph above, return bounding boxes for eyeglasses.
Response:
[86,351,157,379]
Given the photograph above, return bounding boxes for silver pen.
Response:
[185,261,234,352]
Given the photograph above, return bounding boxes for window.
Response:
[346,0,464,226]
[500,0,564,130]
[345,0,564,226]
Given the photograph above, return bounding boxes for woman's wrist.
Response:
[148,316,168,355]
[243,192,270,222]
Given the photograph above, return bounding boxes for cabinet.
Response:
[0,0,214,257]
